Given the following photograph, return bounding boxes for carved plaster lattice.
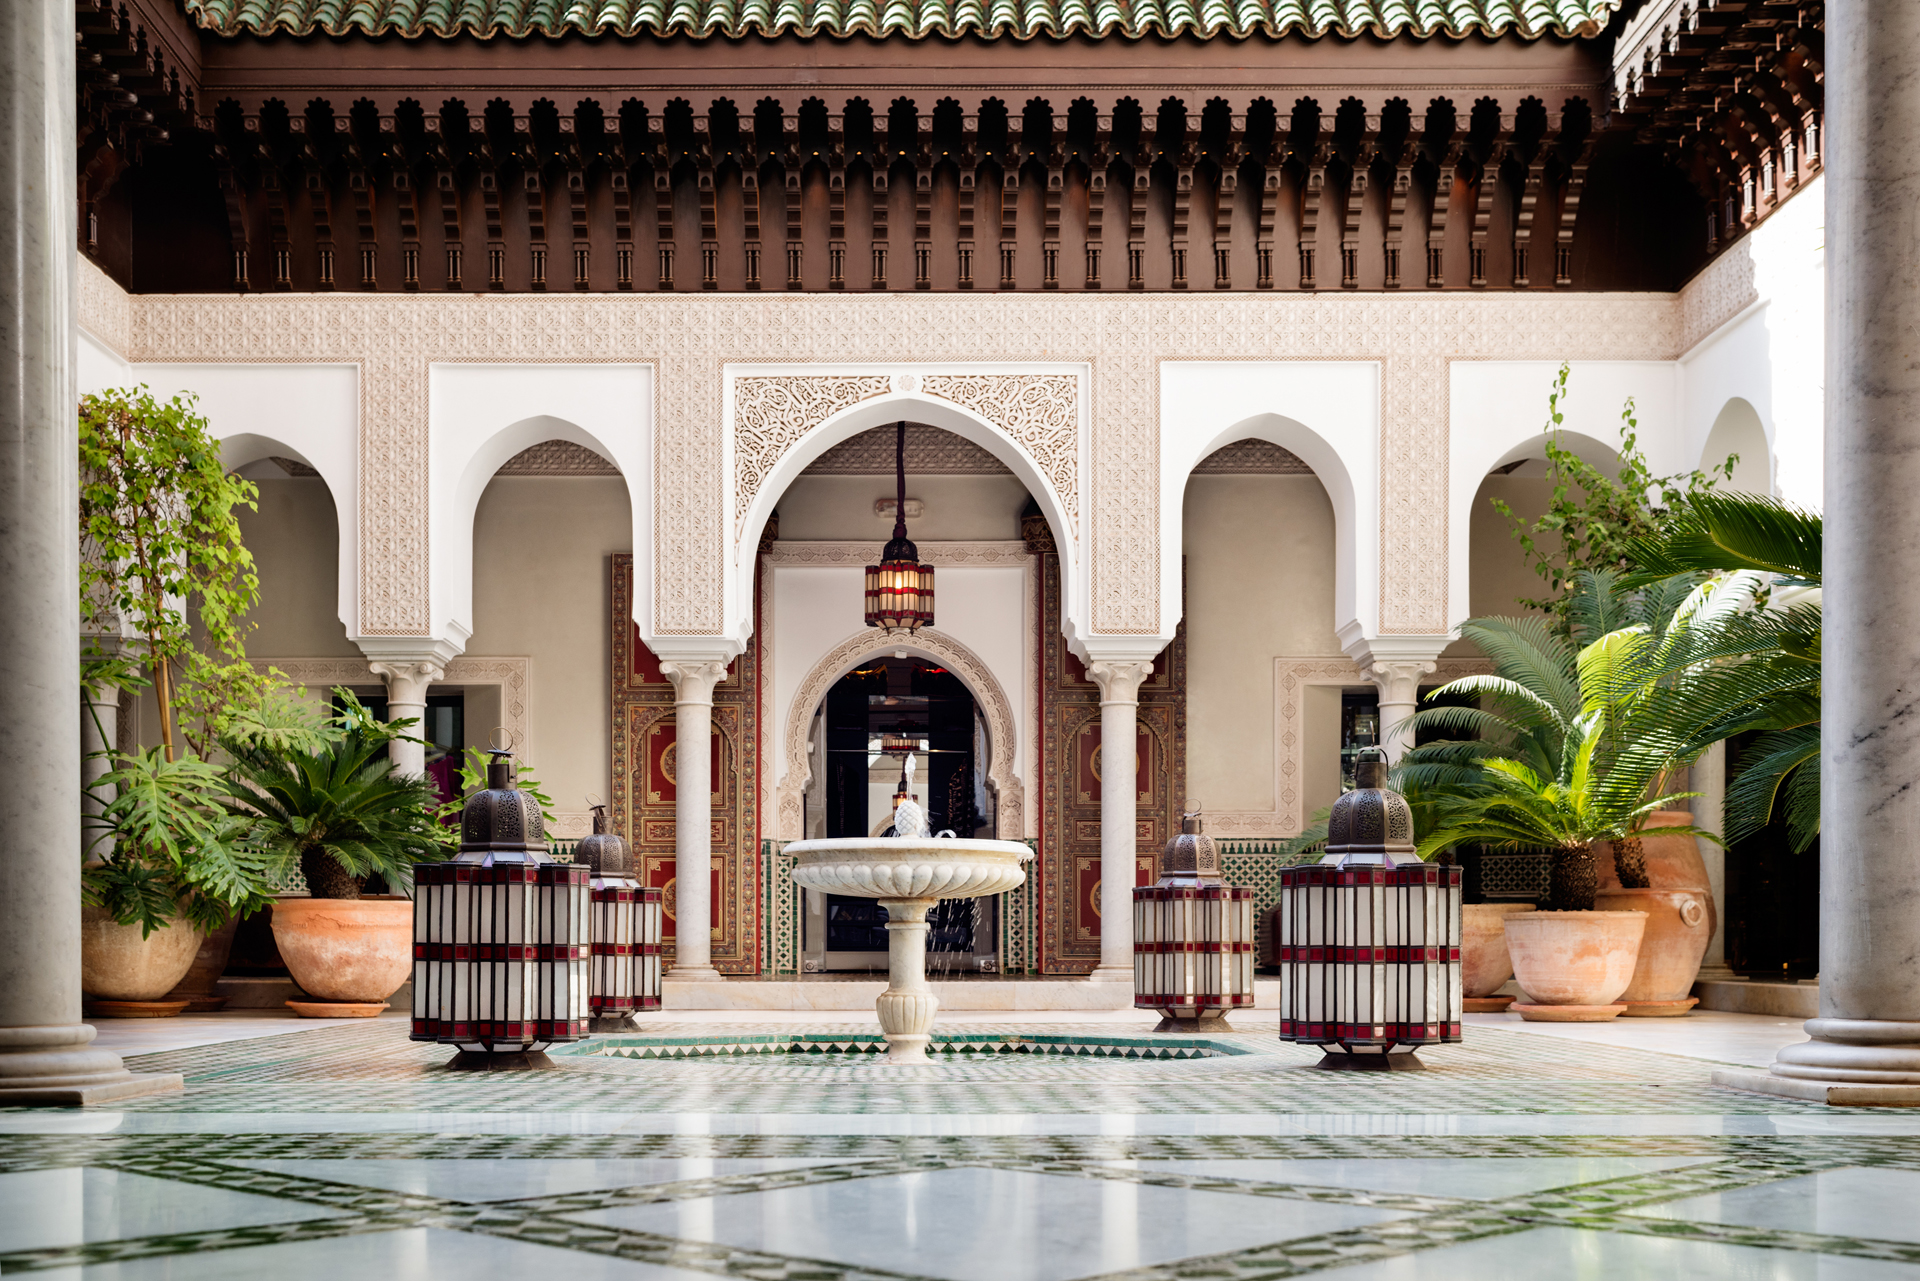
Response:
[733,375,891,534]
[1679,238,1761,354]
[77,257,133,360]
[1205,654,1493,837]
[776,628,1023,842]
[918,373,1081,535]
[804,424,1011,475]
[1192,438,1313,473]
[498,439,619,475]
[90,284,1691,643]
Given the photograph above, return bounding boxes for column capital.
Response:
[367,658,448,701]
[1364,658,1438,704]
[658,658,732,705]
[1085,658,1156,705]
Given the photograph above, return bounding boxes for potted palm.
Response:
[222,693,445,1016]
[1415,707,1711,1020]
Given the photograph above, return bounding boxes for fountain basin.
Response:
[786,837,1033,1062]
[787,837,1032,900]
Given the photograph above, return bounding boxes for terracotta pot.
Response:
[1463,903,1538,997]
[1504,910,1648,1007]
[1595,887,1712,1008]
[162,915,241,1012]
[271,896,413,1003]
[1596,811,1717,941]
[80,905,205,1002]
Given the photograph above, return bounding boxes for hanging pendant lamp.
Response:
[864,421,934,635]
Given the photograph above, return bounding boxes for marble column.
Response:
[369,659,446,777]
[659,659,730,979]
[1367,659,1438,765]
[1723,0,1920,1104]
[1086,660,1155,981]
[0,0,179,1104]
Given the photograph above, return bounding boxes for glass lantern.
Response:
[411,747,590,1066]
[1133,809,1256,1031]
[1276,750,1462,1069]
[577,802,663,1029]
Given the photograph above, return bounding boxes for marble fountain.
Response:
[786,814,1032,1062]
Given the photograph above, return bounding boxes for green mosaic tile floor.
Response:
[2,1018,1915,1279]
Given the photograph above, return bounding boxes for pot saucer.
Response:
[1620,996,1700,1017]
[286,999,390,1018]
[1464,995,1516,1013]
[87,1000,190,1019]
[1511,1001,1628,1023]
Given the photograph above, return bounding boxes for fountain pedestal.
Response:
[786,837,1033,1061]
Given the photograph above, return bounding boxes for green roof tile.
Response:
[180,0,1616,37]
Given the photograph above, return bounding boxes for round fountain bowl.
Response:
[786,837,1032,900]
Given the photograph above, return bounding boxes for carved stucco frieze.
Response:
[100,286,1690,645]
[918,374,1081,536]
[733,375,892,536]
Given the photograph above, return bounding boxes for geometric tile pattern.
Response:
[577,1032,1236,1061]
[3,1019,1916,1279]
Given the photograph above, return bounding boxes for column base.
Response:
[665,965,725,981]
[1712,1069,1920,1107]
[1714,1019,1920,1107]
[0,1024,185,1107]
[1086,965,1133,984]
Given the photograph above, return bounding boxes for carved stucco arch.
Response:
[776,627,1023,842]
[725,367,1084,646]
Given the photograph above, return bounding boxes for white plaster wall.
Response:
[429,363,653,651]
[108,363,362,638]
[1158,362,1378,647]
[466,475,632,812]
[235,479,359,659]
[77,329,131,395]
[766,557,1030,830]
[1679,174,1827,510]
[1447,361,1683,633]
[1182,474,1340,812]
[775,474,1030,542]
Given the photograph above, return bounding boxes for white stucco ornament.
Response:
[787,836,1033,1061]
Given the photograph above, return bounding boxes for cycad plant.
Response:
[1396,569,1702,886]
[1617,492,1822,851]
[1413,711,1710,911]
[222,692,445,899]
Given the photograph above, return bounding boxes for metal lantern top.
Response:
[455,746,550,863]
[575,803,631,879]
[1157,806,1222,886]
[1325,749,1416,864]
[865,421,934,635]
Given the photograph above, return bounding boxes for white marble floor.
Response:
[11,1012,1915,1280]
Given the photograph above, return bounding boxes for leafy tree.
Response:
[79,386,275,760]
[1491,364,1736,635]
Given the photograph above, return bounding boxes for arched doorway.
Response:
[803,656,996,971]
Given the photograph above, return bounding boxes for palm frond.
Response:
[1624,491,1822,584]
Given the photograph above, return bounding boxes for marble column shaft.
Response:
[1087,660,1155,980]
[1368,659,1437,766]
[1756,0,1920,1095]
[659,659,730,979]
[0,0,178,1103]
